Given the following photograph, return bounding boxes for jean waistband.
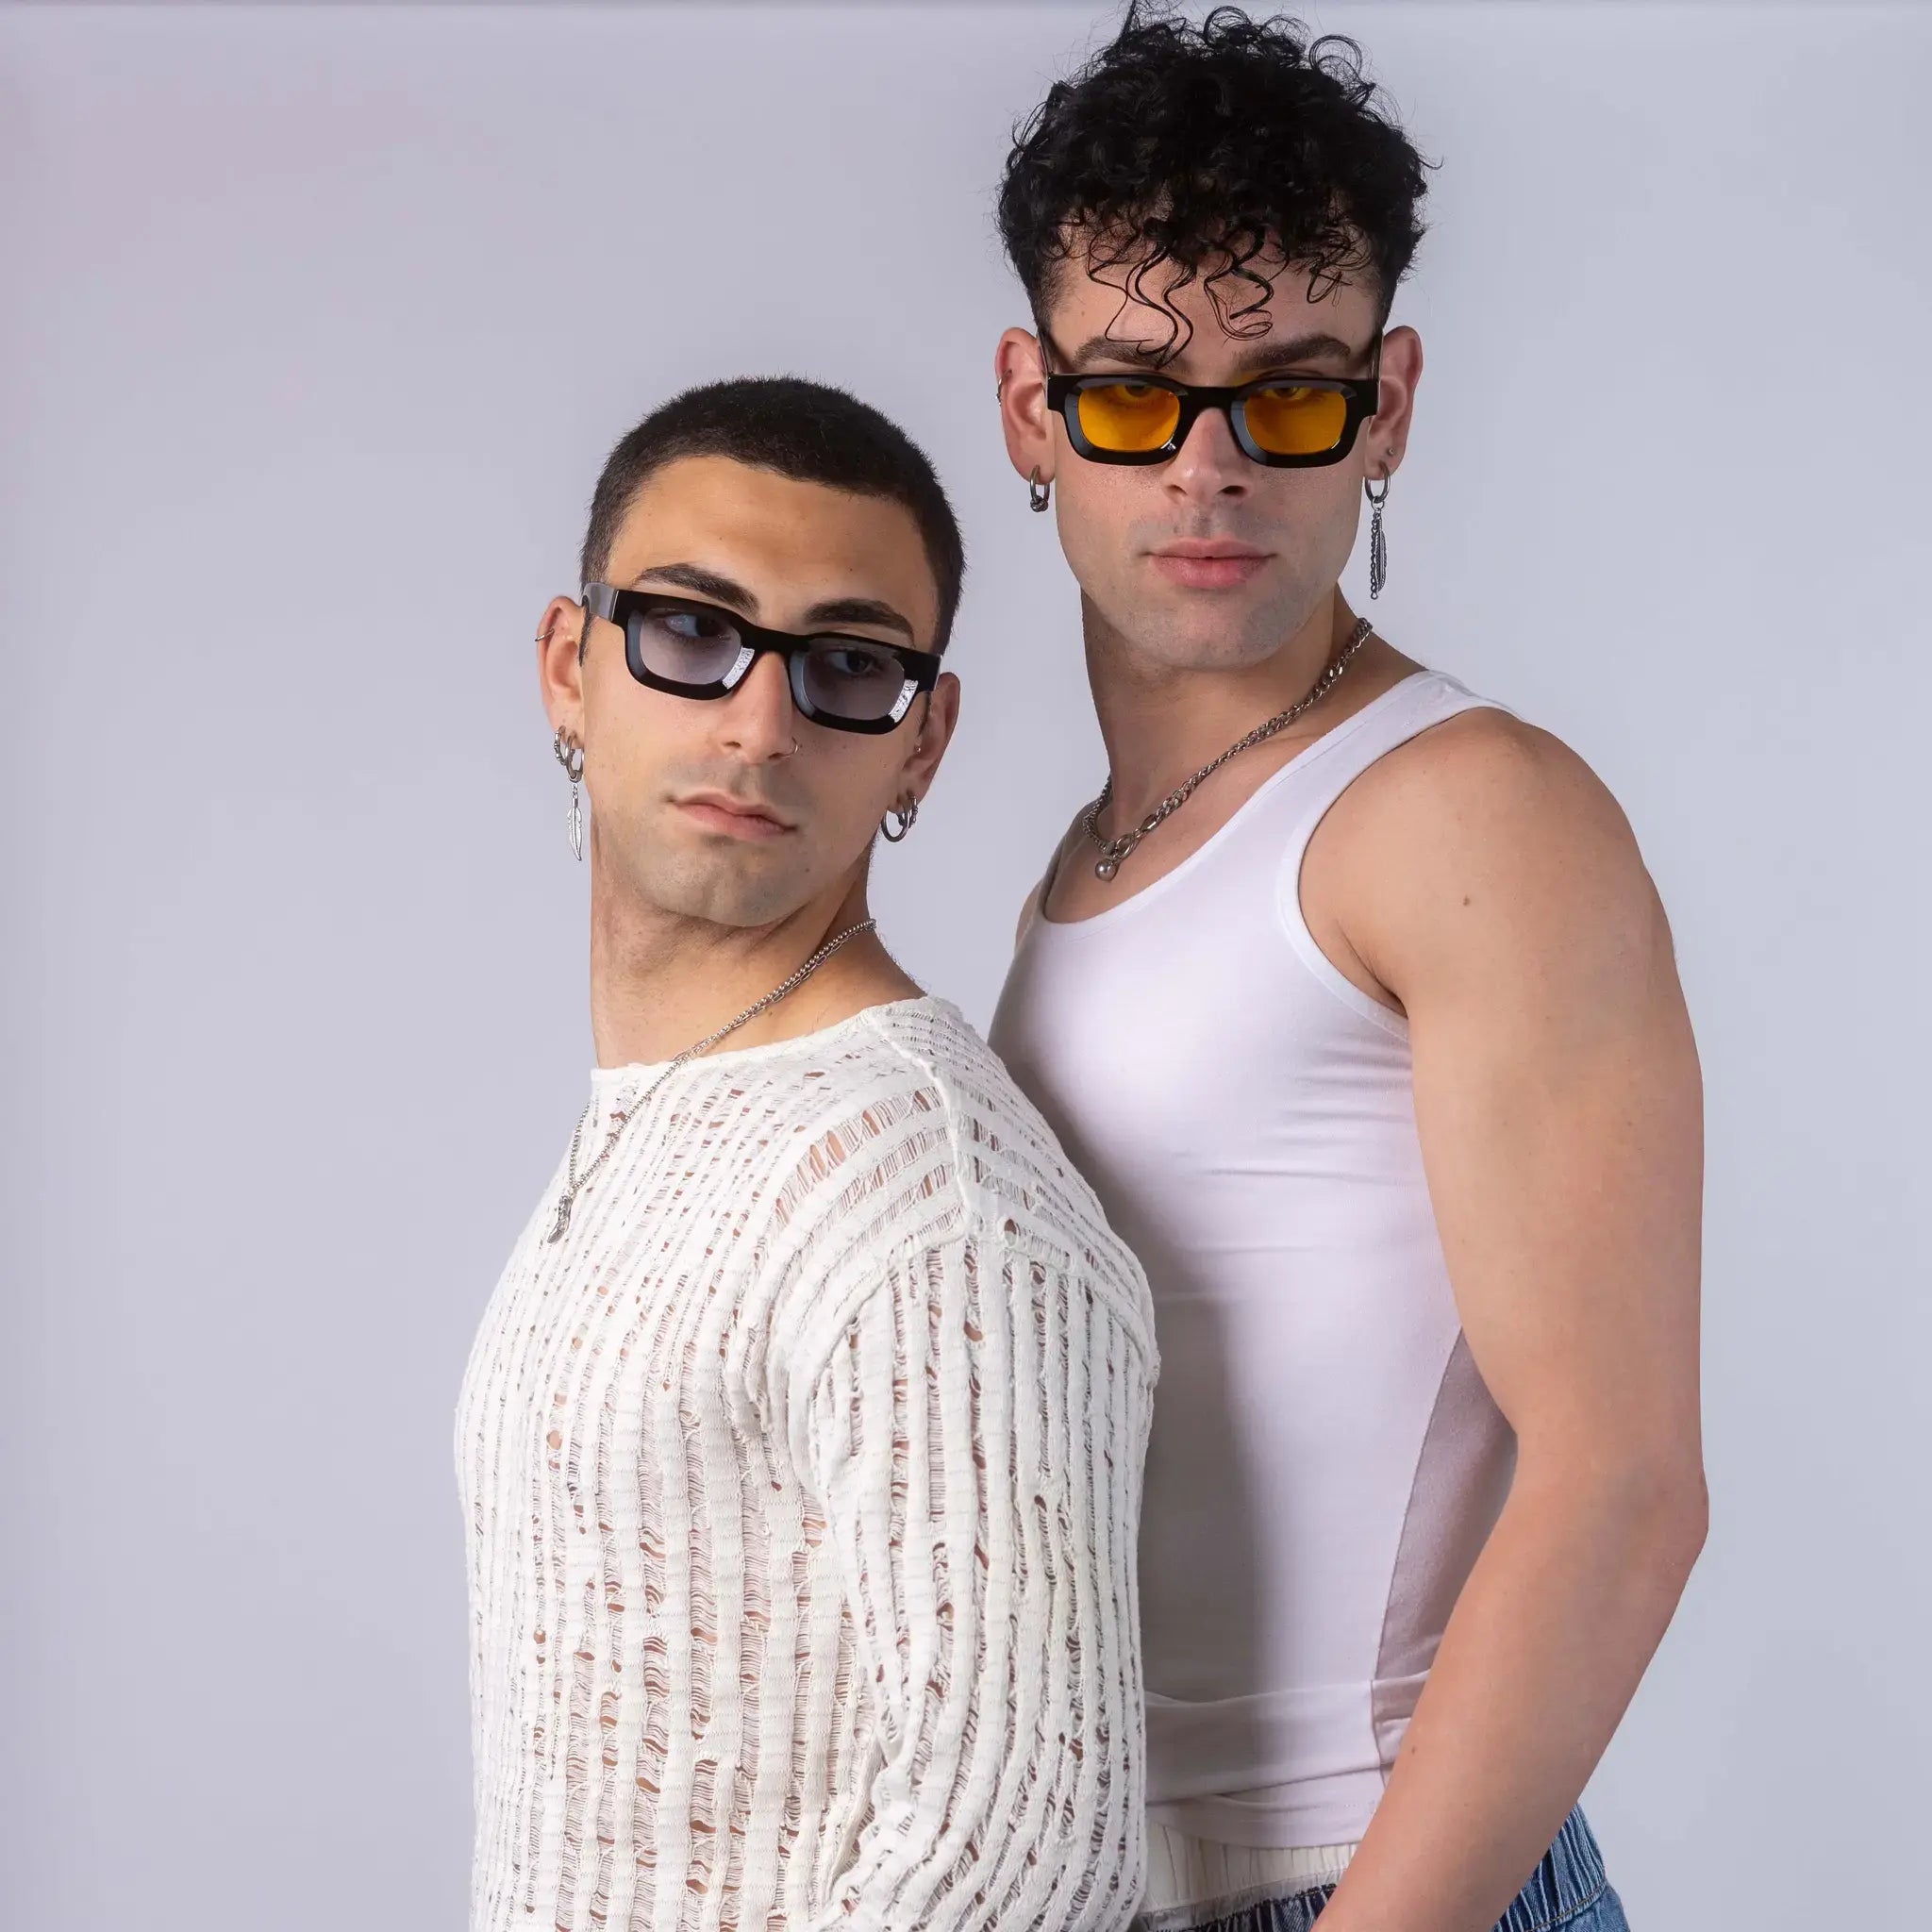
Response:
[1493,1806,1608,1932]
[1133,1806,1609,1932]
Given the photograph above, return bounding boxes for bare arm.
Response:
[1315,716,1707,1932]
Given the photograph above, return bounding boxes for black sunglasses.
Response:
[582,586,942,736]
[1042,330,1383,469]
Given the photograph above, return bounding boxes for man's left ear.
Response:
[1371,323,1424,453]
[911,674,960,775]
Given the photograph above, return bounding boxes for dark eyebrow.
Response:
[626,565,915,645]
[1062,329,1366,378]
[628,561,757,609]
[800,596,916,644]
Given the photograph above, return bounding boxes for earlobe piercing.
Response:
[554,726,586,860]
[1028,468,1051,513]
[1364,473,1391,600]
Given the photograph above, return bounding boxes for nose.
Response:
[716,648,799,763]
[1165,402,1251,504]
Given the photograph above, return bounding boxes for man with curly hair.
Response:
[987,8,1707,1931]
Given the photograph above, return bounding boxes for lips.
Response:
[675,794,794,841]
[1155,540,1270,559]
[1150,542,1272,590]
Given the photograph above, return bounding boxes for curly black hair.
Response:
[997,3,1432,358]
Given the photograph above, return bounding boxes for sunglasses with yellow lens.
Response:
[1043,333,1383,469]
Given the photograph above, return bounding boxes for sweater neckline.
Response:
[588,992,953,1100]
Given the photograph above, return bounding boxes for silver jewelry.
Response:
[880,796,919,842]
[1364,474,1391,600]
[554,727,585,861]
[1080,617,1374,881]
[545,915,877,1242]
[1028,467,1051,513]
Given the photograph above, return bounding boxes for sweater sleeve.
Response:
[793,1229,1155,1932]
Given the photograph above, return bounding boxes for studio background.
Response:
[3,3,1925,1927]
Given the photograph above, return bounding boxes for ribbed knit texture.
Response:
[1134,1827,1358,1930]
[456,994,1159,1932]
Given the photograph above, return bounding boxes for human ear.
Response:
[994,327,1055,490]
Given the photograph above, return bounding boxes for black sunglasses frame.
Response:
[1042,332,1384,469]
[581,584,942,736]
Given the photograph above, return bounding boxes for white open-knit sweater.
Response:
[456,995,1159,1932]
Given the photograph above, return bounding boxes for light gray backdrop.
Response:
[4,2,1926,1926]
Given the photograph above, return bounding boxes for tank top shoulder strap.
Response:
[1277,667,1516,842]
[1026,670,1511,927]
[1266,666,1515,1032]
[1030,816,1071,915]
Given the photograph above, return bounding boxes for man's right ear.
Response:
[994,326,1054,492]
[536,593,589,721]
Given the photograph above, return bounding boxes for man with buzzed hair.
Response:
[458,376,1158,1932]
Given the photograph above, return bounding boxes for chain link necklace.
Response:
[544,916,877,1243]
[1080,617,1374,881]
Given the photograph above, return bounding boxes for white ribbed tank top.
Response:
[990,669,1518,1851]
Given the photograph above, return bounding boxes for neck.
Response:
[585,858,917,1070]
[1081,587,1361,824]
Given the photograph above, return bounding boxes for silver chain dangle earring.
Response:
[553,726,586,860]
[880,796,920,842]
[1028,467,1051,513]
[1364,473,1391,600]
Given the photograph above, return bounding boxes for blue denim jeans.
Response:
[1143,1806,1628,1932]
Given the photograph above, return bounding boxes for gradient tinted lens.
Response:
[1073,380,1183,452]
[797,641,913,722]
[629,603,750,685]
[1240,383,1349,456]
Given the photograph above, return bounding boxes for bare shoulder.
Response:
[1015,879,1043,949]
[1013,803,1089,949]
[1357,705,1636,860]
[1318,704,1674,1008]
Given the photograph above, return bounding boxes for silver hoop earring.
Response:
[881,797,919,842]
[1364,474,1391,600]
[1027,467,1051,513]
[553,726,585,861]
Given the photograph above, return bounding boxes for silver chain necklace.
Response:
[1080,617,1374,880]
[544,916,877,1243]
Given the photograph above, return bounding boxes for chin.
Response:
[608,846,787,930]
[1133,614,1291,675]
[1139,575,1326,672]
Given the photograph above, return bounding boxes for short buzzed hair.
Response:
[578,376,966,652]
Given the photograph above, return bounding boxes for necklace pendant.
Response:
[546,1194,574,1243]
[1096,828,1139,880]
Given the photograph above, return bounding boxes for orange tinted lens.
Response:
[1074,380,1182,452]
[1241,384,1348,456]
